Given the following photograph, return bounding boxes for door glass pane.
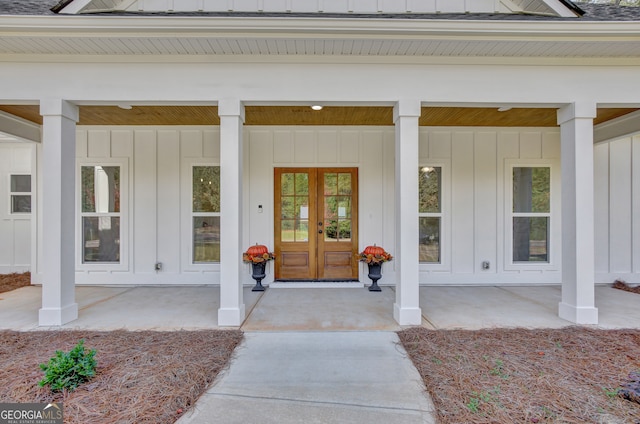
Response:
[338,219,351,241]
[10,175,31,192]
[295,220,309,242]
[281,197,295,219]
[11,195,31,213]
[324,173,337,195]
[281,220,294,242]
[82,166,120,213]
[295,173,308,195]
[281,173,294,195]
[419,217,440,263]
[83,216,120,263]
[419,167,441,213]
[324,219,338,241]
[513,167,549,213]
[193,166,220,213]
[337,173,351,195]
[295,197,309,219]
[324,197,337,219]
[513,217,548,262]
[337,197,351,219]
[193,217,220,263]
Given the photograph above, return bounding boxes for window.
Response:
[80,166,120,263]
[280,172,309,242]
[419,166,441,263]
[512,167,550,263]
[10,175,31,213]
[192,166,220,263]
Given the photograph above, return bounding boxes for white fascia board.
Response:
[0,16,639,39]
[0,111,41,143]
[540,0,579,18]
[594,109,640,144]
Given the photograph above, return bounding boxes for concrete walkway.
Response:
[176,332,435,424]
[3,283,640,424]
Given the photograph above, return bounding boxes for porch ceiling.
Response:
[0,105,636,127]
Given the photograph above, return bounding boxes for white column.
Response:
[557,102,598,324]
[217,99,246,326]
[38,99,78,326]
[393,100,422,325]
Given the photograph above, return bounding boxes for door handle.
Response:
[318,229,323,234]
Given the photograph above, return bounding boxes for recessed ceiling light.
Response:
[497,107,512,112]
[117,104,132,110]
[311,105,323,111]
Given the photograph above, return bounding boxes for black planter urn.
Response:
[367,262,383,292]
[250,261,267,292]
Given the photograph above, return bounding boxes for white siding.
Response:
[73,126,221,285]
[0,143,34,274]
[419,127,562,285]
[594,133,640,284]
[26,124,566,286]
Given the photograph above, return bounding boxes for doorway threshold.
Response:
[269,281,364,289]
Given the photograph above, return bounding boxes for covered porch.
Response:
[2,284,639,331]
[1,12,639,329]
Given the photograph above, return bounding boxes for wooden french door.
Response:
[274,168,358,281]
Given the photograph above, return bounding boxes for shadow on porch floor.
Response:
[1,284,639,331]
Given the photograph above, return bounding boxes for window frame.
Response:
[419,161,450,271]
[504,159,559,271]
[181,159,221,271]
[76,158,129,271]
[9,174,32,215]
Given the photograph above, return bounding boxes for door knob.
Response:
[318,229,323,234]
[318,222,323,226]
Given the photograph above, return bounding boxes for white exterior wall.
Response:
[0,143,34,274]
[594,132,640,285]
[419,127,561,285]
[44,123,563,286]
[42,126,222,285]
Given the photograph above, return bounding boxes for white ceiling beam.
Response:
[595,110,640,144]
[0,111,41,143]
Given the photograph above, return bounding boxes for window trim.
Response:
[9,174,32,215]
[504,159,560,271]
[181,159,221,271]
[419,161,450,271]
[76,158,129,271]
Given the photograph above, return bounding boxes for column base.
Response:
[39,303,78,326]
[393,303,422,326]
[558,302,598,325]
[218,304,246,327]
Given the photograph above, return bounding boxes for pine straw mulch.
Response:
[398,327,640,424]
[0,330,243,424]
[613,280,640,295]
[0,272,31,293]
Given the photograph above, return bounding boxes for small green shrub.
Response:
[39,339,97,392]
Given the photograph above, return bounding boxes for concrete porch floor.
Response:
[1,284,640,330]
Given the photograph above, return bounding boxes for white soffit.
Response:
[0,17,639,58]
[57,0,580,17]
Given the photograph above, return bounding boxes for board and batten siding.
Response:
[27,124,563,286]
[63,126,222,285]
[0,143,34,274]
[419,127,561,285]
[594,133,640,285]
